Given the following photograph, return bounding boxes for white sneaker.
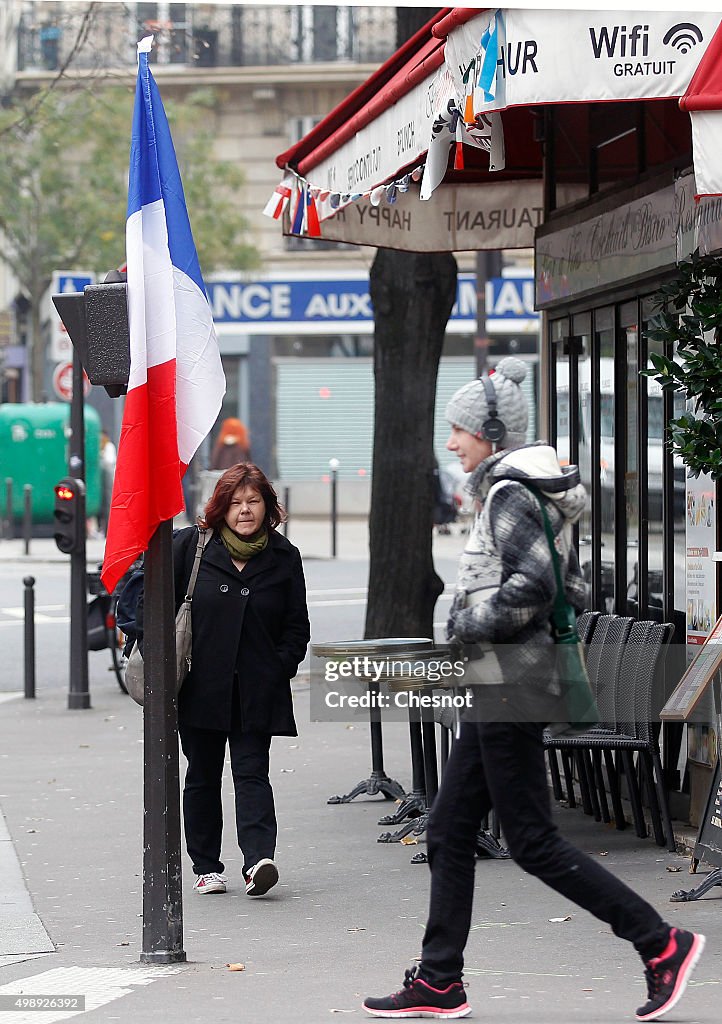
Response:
[193,872,227,894]
[244,859,279,896]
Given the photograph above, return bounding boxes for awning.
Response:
[681,22,722,197]
[268,8,722,251]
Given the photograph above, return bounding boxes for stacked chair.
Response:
[545,613,676,852]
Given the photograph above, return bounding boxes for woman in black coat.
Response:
[174,462,310,898]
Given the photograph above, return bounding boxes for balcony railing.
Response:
[17,4,398,73]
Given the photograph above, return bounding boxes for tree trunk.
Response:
[31,296,44,402]
[364,249,458,640]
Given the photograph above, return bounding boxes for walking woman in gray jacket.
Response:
[363,358,704,1023]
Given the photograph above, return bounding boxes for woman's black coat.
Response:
[172,526,310,735]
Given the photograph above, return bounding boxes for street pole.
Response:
[474,250,503,377]
[329,458,339,559]
[22,485,32,556]
[283,486,290,538]
[68,348,90,710]
[23,576,36,699]
[4,478,13,539]
[141,518,185,964]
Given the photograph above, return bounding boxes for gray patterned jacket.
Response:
[448,443,588,692]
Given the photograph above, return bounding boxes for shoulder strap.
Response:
[521,485,575,640]
[185,528,211,601]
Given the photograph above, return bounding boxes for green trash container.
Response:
[0,402,101,523]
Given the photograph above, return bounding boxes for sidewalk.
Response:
[0,518,720,1023]
[1,678,720,1023]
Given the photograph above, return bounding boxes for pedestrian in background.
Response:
[363,357,704,1022]
[174,462,310,897]
[211,417,252,470]
[432,457,457,535]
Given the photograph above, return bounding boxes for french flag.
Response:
[101,37,225,593]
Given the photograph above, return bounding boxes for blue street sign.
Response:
[56,273,95,294]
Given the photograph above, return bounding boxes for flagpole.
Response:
[140,518,186,964]
[101,35,223,960]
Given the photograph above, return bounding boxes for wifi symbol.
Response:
[663,22,704,53]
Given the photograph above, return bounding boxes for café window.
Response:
[549,294,684,621]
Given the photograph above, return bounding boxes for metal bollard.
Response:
[23,576,36,699]
[283,486,290,538]
[329,458,339,558]
[4,477,13,540]
[23,484,32,556]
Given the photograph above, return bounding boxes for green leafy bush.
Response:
[643,250,722,479]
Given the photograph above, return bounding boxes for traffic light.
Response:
[52,272,130,398]
[53,477,85,554]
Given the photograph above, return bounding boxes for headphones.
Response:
[479,374,506,444]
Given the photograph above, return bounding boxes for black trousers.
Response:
[179,702,276,877]
[419,720,671,986]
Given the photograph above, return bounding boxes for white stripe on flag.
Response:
[126,200,176,390]
[173,267,226,465]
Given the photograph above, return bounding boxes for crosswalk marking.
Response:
[0,965,187,1024]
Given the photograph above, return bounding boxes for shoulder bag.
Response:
[525,486,599,735]
[125,527,212,707]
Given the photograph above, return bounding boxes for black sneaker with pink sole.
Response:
[636,928,706,1021]
[363,967,471,1019]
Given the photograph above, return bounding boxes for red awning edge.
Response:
[275,9,453,171]
[680,22,722,111]
[296,41,446,179]
[431,8,486,39]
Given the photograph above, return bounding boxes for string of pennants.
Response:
[263,164,427,237]
[263,86,504,236]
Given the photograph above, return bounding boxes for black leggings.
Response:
[420,720,670,985]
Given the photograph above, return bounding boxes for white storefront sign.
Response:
[446,9,722,114]
[318,180,543,251]
[306,64,452,197]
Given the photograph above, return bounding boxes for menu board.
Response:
[692,758,722,870]
[661,616,722,722]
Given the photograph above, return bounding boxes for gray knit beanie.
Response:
[445,356,529,448]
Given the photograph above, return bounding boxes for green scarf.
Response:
[220,524,269,561]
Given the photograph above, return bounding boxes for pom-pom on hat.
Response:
[445,357,529,448]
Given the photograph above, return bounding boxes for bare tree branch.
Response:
[0,3,98,139]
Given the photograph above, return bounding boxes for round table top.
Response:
[311,637,434,658]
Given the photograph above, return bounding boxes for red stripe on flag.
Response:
[101,359,184,593]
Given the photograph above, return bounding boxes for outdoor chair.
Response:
[604,620,676,851]
[549,619,654,832]
[546,614,633,817]
[544,618,676,851]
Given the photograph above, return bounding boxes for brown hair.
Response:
[200,462,286,532]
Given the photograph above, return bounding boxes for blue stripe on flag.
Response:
[126,49,205,295]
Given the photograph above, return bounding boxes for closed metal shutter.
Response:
[276,355,537,482]
[276,358,374,480]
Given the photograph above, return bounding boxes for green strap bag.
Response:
[525,485,599,735]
